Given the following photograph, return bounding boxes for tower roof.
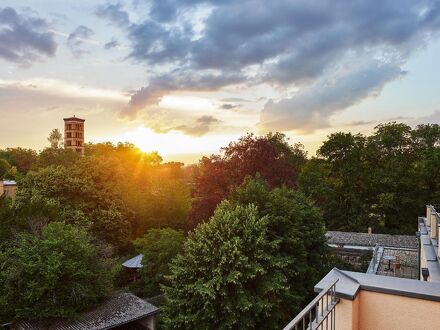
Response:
[63,116,85,122]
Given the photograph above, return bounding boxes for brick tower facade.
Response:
[64,116,85,154]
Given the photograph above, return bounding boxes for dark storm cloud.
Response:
[98,0,440,130]
[67,25,94,58]
[0,7,57,65]
[220,104,239,110]
[95,3,130,28]
[104,38,119,49]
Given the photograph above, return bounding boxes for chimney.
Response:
[368,227,372,235]
[427,206,432,227]
[431,210,438,239]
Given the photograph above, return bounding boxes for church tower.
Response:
[63,116,85,154]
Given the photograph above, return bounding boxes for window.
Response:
[66,132,71,138]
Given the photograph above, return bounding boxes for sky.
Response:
[1,0,440,163]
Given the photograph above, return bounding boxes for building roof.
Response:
[122,254,143,269]
[12,293,159,330]
[63,117,85,122]
[2,180,16,186]
[419,215,440,282]
[315,268,440,302]
[326,231,418,249]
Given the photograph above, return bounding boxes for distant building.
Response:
[283,204,440,330]
[64,116,85,154]
[0,180,17,198]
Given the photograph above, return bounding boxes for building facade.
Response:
[63,116,85,154]
[0,180,17,198]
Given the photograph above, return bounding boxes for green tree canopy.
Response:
[47,128,63,149]
[162,202,284,329]
[133,228,185,297]
[12,164,131,250]
[0,222,114,322]
[189,133,306,228]
[229,176,330,324]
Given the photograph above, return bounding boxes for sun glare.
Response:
[159,95,214,112]
[109,126,240,163]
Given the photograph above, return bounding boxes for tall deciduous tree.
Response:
[229,176,330,324]
[163,202,283,329]
[133,228,185,297]
[0,222,115,322]
[189,133,306,228]
[47,128,63,149]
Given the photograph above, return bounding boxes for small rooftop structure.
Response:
[122,254,143,269]
[63,116,85,122]
[11,292,159,330]
[326,230,418,249]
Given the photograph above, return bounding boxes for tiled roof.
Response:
[63,117,85,122]
[326,231,418,249]
[12,293,159,330]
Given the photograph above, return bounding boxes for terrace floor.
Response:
[376,247,419,280]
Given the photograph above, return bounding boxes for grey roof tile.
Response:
[326,231,418,249]
[12,293,158,330]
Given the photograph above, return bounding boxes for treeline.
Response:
[1,122,439,328]
[300,122,440,234]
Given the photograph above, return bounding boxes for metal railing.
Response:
[283,279,339,330]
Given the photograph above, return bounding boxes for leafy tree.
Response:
[133,228,185,297]
[0,148,38,174]
[13,165,131,250]
[36,147,80,169]
[0,222,114,322]
[0,158,12,179]
[229,176,330,324]
[299,122,433,234]
[162,202,285,329]
[48,128,63,149]
[189,133,305,228]
[0,196,27,248]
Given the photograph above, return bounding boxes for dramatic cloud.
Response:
[95,3,130,28]
[96,0,440,131]
[170,115,221,136]
[67,25,94,57]
[123,70,244,118]
[0,7,57,65]
[260,61,405,133]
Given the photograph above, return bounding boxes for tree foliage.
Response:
[299,122,440,234]
[163,178,329,329]
[229,176,329,324]
[133,228,185,297]
[47,128,63,149]
[163,202,281,329]
[189,133,306,228]
[0,222,114,322]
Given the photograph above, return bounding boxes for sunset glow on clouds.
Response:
[1,1,440,162]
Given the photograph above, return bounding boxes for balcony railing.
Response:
[283,279,339,330]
